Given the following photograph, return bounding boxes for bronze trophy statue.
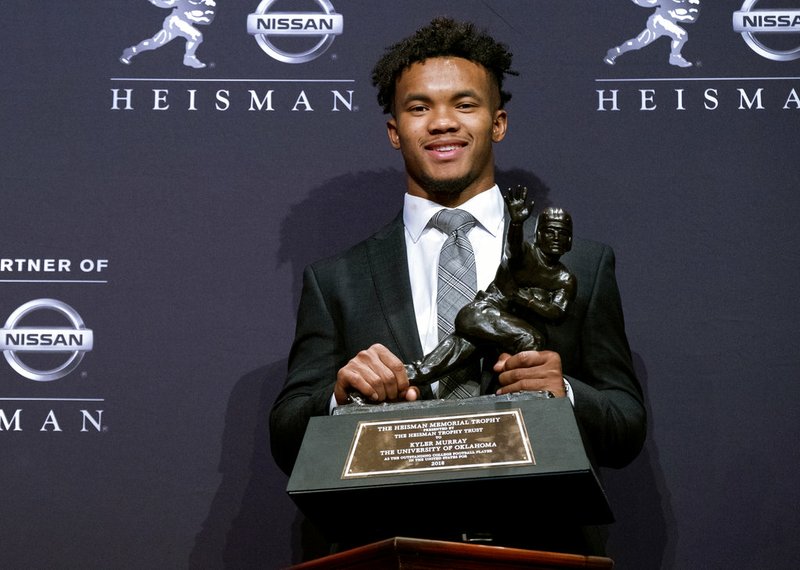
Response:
[403,186,576,396]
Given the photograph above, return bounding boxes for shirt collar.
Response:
[403,185,505,243]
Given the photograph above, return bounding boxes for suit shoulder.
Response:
[306,214,403,274]
[561,237,617,278]
[570,236,614,257]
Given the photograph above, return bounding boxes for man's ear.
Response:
[492,109,508,142]
[387,117,401,149]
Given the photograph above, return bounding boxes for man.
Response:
[270,17,646,550]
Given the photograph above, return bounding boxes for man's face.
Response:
[537,220,573,256]
[386,57,507,207]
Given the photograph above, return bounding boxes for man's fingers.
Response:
[493,350,564,397]
[371,344,411,399]
[500,350,547,371]
[336,363,380,403]
[336,344,410,403]
[493,352,512,372]
[402,386,420,402]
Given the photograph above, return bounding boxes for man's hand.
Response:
[335,343,420,405]
[493,350,566,397]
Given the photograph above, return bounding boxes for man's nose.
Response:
[428,108,460,133]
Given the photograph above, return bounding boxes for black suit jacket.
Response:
[270,212,646,475]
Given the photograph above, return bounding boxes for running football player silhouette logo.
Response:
[120,0,217,69]
[604,0,700,68]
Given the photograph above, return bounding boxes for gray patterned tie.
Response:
[431,209,480,398]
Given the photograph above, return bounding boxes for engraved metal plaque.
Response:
[342,409,534,478]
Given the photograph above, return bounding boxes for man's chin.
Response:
[423,175,473,197]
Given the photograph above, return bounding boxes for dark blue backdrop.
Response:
[2,1,798,568]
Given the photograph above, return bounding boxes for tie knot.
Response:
[431,209,476,235]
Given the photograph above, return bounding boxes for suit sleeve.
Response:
[566,245,647,469]
[269,263,342,476]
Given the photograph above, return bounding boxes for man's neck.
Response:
[406,177,497,208]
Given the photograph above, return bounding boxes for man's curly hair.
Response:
[371,17,517,115]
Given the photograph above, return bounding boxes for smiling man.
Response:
[386,55,507,205]
[270,17,646,555]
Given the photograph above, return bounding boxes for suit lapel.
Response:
[366,214,424,362]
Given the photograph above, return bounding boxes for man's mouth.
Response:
[426,142,466,157]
